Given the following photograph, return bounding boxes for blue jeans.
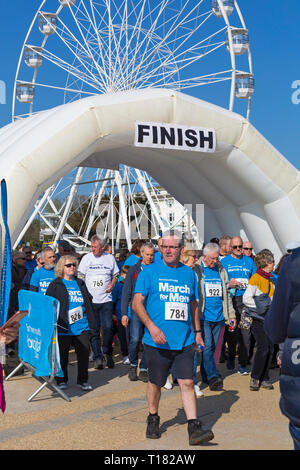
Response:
[289,423,300,450]
[200,320,223,381]
[129,312,147,370]
[90,302,114,358]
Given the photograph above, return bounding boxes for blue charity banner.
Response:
[18,290,63,377]
[0,179,12,326]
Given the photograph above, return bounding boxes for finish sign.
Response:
[134,121,216,153]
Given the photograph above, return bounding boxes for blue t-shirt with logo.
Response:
[202,262,224,322]
[134,262,198,350]
[124,254,142,267]
[61,279,89,336]
[221,255,256,297]
[30,267,56,295]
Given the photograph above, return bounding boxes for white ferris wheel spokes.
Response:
[13,0,254,251]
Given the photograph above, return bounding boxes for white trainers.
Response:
[194,384,204,397]
[164,377,173,390]
[122,356,130,365]
[80,382,93,391]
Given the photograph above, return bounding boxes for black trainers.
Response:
[250,378,260,391]
[188,419,214,445]
[138,370,148,382]
[94,358,104,370]
[208,376,223,391]
[128,366,138,381]
[105,354,114,368]
[261,380,274,390]
[146,414,161,439]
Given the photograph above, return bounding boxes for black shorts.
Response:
[144,344,194,387]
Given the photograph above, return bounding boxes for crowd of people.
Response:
[2,232,300,447]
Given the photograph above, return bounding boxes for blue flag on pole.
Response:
[0,179,12,327]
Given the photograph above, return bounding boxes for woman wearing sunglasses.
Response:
[46,255,97,391]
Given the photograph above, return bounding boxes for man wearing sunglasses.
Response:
[243,241,254,259]
[132,230,214,446]
[221,236,256,374]
[22,246,37,271]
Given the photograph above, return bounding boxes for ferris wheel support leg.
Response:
[115,169,128,251]
[13,185,54,249]
[135,169,167,235]
[115,171,132,251]
[53,167,84,248]
[83,169,112,242]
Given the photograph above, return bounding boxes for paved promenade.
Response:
[0,350,293,450]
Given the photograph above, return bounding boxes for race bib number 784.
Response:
[165,302,188,322]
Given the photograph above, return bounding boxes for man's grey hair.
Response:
[90,234,107,247]
[203,242,220,256]
[161,229,185,247]
[141,242,155,253]
[41,246,55,258]
[219,235,231,246]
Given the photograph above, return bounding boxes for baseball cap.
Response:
[13,251,27,262]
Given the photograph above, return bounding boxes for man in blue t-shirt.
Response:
[22,246,37,271]
[221,236,256,373]
[30,247,56,294]
[132,230,214,446]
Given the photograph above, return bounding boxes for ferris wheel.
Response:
[12,0,254,251]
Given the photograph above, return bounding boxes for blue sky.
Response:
[0,0,299,172]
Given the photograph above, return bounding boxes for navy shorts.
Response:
[144,344,194,387]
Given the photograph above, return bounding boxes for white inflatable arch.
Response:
[1,88,299,261]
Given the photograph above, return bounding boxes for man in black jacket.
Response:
[121,242,154,382]
[264,246,300,450]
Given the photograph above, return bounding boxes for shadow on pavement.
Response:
[160,389,239,438]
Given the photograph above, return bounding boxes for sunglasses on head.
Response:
[232,245,243,249]
[65,263,76,268]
